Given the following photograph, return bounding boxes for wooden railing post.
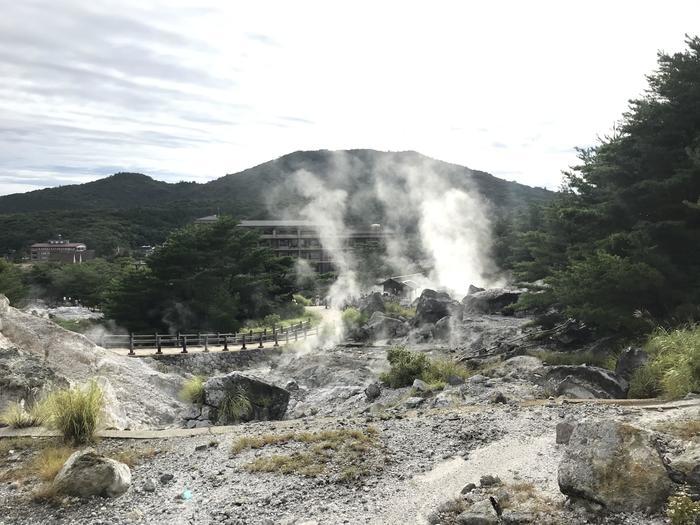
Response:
[155,334,162,355]
[304,324,308,339]
[258,331,264,348]
[273,326,279,347]
[241,334,247,350]
[181,335,188,354]
[203,334,209,352]
[223,335,229,352]
[128,333,135,356]
[286,328,289,344]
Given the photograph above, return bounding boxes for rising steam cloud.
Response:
[269,151,502,305]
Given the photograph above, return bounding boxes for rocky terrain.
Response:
[1,289,699,524]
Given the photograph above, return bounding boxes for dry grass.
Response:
[232,427,381,482]
[34,446,73,481]
[178,376,206,404]
[0,401,47,429]
[110,447,159,467]
[0,437,37,456]
[655,420,700,440]
[44,381,104,444]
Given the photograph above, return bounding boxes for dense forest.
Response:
[499,36,700,337]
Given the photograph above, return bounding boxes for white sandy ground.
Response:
[373,430,561,524]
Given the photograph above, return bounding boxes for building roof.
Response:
[238,220,317,227]
[31,242,86,248]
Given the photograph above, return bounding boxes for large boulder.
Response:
[357,292,385,318]
[204,372,290,424]
[361,311,409,340]
[668,443,700,490]
[558,420,674,513]
[0,346,69,412]
[414,289,460,326]
[615,347,649,382]
[533,365,628,399]
[54,449,131,498]
[461,288,521,315]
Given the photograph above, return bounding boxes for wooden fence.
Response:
[101,320,318,356]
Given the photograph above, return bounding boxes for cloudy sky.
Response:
[1,1,698,196]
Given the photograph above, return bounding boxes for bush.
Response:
[630,325,700,399]
[293,293,313,307]
[0,401,46,429]
[44,381,104,444]
[380,347,471,388]
[179,376,206,404]
[341,307,365,332]
[380,347,430,388]
[667,487,700,525]
[384,301,416,319]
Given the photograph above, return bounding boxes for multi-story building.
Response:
[194,216,389,272]
[30,236,93,264]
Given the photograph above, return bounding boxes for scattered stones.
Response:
[143,479,156,492]
[53,449,131,498]
[412,379,429,392]
[461,483,477,494]
[456,498,499,524]
[489,391,507,404]
[404,397,424,409]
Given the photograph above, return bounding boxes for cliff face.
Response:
[0,294,185,430]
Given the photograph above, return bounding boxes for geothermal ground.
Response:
[1,293,699,525]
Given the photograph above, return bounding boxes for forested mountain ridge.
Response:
[0,150,554,255]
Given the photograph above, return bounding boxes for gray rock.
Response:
[364,382,381,401]
[467,285,485,295]
[404,396,424,409]
[556,421,576,445]
[412,379,429,392]
[0,346,69,410]
[534,365,628,399]
[434,316,452,340]
[558,420,674,512]
[479,474,501,487]
[182,405,201,420]
[204,372,290,423]
[194,420,212,428]
[361,311,410,340]
[159,473,174,484]
[556,421,575,445]
[497,356,543,378]
[414,289,460,326]
[461,483,477,494]
[54,449,131,498]
[456,499,498,524]
[615,347,649,382]
[285,380,299,391]
[143,478,156,492]
[461,288,521,315]
[489,391,507,404]
[668,443,700,488]
[469,374,487,385]
[358,292,385,318]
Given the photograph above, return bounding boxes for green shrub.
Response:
[262,314,282,328]
[0,401,47,429]
[219,386,252,423]
[384,301,416,319]
[341,307,366,332]
[667,487,700,525]
[293,293,313,307]
[179,376,206,404]
[630,325,700,399]
[45,381,104,444]
[380,347,471,388]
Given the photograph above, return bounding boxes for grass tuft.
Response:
[384,301,416,319]
[629,325,700,399]
[34,446,73,481]
[219,385,252,423]
[0,401,47,429]
[44,381,104,445]
[179,376,206,404]
[379,346,471,388]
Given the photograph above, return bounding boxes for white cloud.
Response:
[0,0,698,194]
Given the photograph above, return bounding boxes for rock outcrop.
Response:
[357,292,385,318]
[203,372,290,424]
[360,311,409,340]
[534,365,628,399]
[615,347,649,382]
[0,346,68,410]
[413,289,460,326]
[54,449,131,498]
[558,420,674,513]
[461,288,521,315]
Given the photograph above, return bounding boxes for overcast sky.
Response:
[0,1,698,196]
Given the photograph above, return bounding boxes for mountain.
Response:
[0,149,554,255]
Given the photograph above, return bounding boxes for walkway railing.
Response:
[101,320,318,356]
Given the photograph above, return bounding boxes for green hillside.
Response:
[0,149,554,256]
